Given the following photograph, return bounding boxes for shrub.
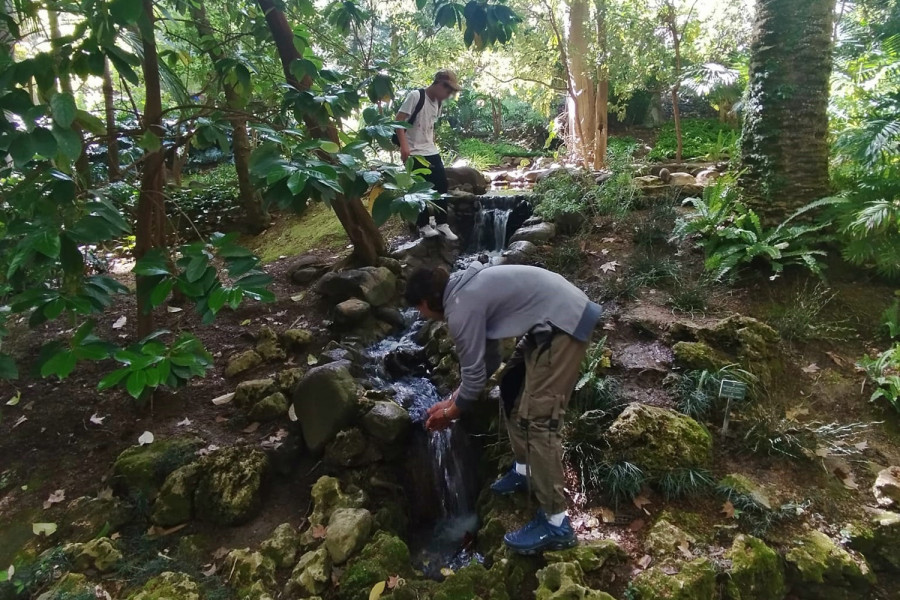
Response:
[647,118,739,161]
[456,138,543,169]
[858,344,900,412]
[767,282,852,343]
[532,170,598,222]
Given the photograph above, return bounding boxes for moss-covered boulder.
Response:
[151,463,201,526]
[35,573,94,600]
[325,507,373,564]
[225,349,263,378]
[280,328,314,352]
[285,548,332,597]
[784,530,875,599]
[338,531,412,600]
[315,266,396,307]
[62,495,131,543]
[225,549,276,596]
[194,446,269,525]
[718,474,773,510]
[256,326,286,361]
[248,392,289,421]
[724,534,786,600]
[848,509,900,573]
[629,557,717,599]
[292,360,359,453]
[277,367,305,393]
[260,523,301,569]
[323,427,371,467]
[605,403,712,475]
[308,476,365,528]
[361,401,411,443]
[645,519,695,561]
[111,436,202,500]
[234,378,277,408]
[432,563,509,600]
[545,539,626,573]
[128,572,201,600]
[63,537,122,573]
[535,561,615,600]
[672,341,730,371]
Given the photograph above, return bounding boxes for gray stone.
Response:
[335,298,371,324]
[285,548,331,597]
[325,508,373,564]
[280,329,314,352]
[248,392,289,422]
[225,350,263,378]
[234,378,277,408]
[874,466,900,509]
[260,523,301,569]
[376,256,403,275]
[509,222,556,244]
[323,428,368,467]
[373,306,407,329]
[255,326,285,361]
[308,475,365,527]
[696,169,721,186]
[291,267,322,285]
[292,360,358,453]
[361,401,411,443]
[129,572,201,600]
[446,166,489,194]
[225,549,276,594]
[315,267,396,307]
[669,172,698,186]
[503,240,539,264]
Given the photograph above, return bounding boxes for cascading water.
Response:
[472,207,512,253]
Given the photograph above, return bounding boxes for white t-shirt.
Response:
[398,89,441,156]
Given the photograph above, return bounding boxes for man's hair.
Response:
[405,267,450,311]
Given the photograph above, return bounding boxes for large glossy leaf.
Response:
[49,93,77,128]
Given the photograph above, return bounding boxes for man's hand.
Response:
[400,145,411,164]
[425,399,460,432]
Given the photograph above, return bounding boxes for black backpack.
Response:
[392,88,439,146]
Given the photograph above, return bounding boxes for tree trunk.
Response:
[490,96,502,140]
[257,0,384,265]
[134,0,167,338]
[565,0,597,166]
[190,0,269,234]
[739,0,834,223]
[592,0,608,168]
[664,4,684,162]
[102,60,121,181]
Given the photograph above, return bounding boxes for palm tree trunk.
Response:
[739,0,834,223]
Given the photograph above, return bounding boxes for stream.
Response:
[362,195,520,576]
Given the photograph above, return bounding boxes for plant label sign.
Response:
[719,379,748,401]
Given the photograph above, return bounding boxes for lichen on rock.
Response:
[260,522,301,569]
[644,519,695,561]
[544,539,626,573]
[285,547,332,597]
[128,571,201,600]
[151,463,201,526]
[225,349,263,378]
[724,534,786,600]
[308,475,365,528]
[325,507,373,564]
[291,360,359,453]
[225,548,276,596]
[193,446,269,526]
[248,391,289,421]
[233,378,277,408]
[111,436,203,501]
[255,326,286,361]
[535,561,615,600]
[338,531,411,600]
[361,401,411,443]
[629,557,717,599]
[784,530,875,598]
[848,508,900,573]
[63,536,122,573]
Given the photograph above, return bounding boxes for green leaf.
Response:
[372,191,394,226]
[149,278,174,308]
[134,250,171,276]
[110,0,143,24]
[40,350,77,380]
[75,109,106,136]
[289,58,318,82]
[31,127,58,157]
[0,354,18,380]
[126,370,147,399]
[320,141,340,153]
[52,125,82,160]
[416,0,427,9]
[139,130,161,152]
[185,256,209,283]
[59,234,84,274]
[32,231,61,259]
[9,133,34,167]
[249,143,286,179]
[287,171,309,195]
[49,93,77,128]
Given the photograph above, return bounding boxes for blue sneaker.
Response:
[490,467,528,496]
[504,512,577,555]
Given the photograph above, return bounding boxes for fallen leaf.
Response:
[240,319,251,326]
[599,507,615,523]
[633,494,652,513]
[215,416,229,423]
[138,431,154,445]
[785,406,809,420]
[802,363,820,374]
[93,585,112,600]
[110,532,121,540]
[32,522,57,536]
[661,564,679,575]
[201,563,217,577]
[440,567,454,578]
[307,354,319,365]
[6,565,13,580]
[637,554,652,569]
[722,500,735,518]
[211,392,235,406]
[387,575,400,590]
[43,489,65,510]
[243,422,260,434]
[97,487,114,501]
[6,392,20,406]
[13,415,27,428]
[177,417,192,427]
[826,351,849,368]
[166,306,183,313]
[600,261,619,273]
[89,413,106,425]
[585,516,600,528]
[628,518,645,532]
[196,444,220,456]
[677,540,693,560]
[288,405,298,422]
[112,316,127,329]
[854,441,869,451]
[312,524,327,540]
[601,237,616,243]
[829,460,859,489]
[601,249,610,255]
[815,446,830,458]
[369,580,386,600]
[291,293,306,303]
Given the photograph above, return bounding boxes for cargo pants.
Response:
[504,331,589,514]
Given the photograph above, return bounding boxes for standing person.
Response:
[406,262,603,554]
[395,70,460,240]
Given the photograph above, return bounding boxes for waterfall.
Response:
[472,207,511,254]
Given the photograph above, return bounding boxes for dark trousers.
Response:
[417,154,449,227]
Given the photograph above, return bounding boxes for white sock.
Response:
[547,511,568,527]
[514,462,528,476]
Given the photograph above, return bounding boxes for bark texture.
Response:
[102,60,121,181]
[739,0,835,223]
[257,0,385,265]
[564,0,608,169]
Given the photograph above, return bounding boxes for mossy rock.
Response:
[629,557,717,599]
[194,446,269,526]
[64,536,122,573]
[277,367,305,393]
[724,534,786,600]
[719,474,773,510]
[848,509,900,573]
[784,530,875,599]
[225,549,276,596]
[652,510,715,544]
[535,561,615,600]
[325,507,373,564]
[431,563,509,600]
[234,378,277,408]
[128,571,201,600]
[391,580,439,600]
[292,360,360,453]
[285,548,331,597]
[111,436,203,501]
[605,403,712,476]
[62,495,132,543]
[309,476,365,527]
[544,539,626,573]
[644,519,695,561]
[35,573,94,600]
[256,326,286,361]
[338,532,411,600]
[672,341,730,371]
[280,329,315,352]
[151,463,201,527]
[248,392,289,421]
[225,349,263,378]
[260,522,301,569]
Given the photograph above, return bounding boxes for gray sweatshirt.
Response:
[443,262,602,411]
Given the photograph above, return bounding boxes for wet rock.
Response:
[724,534,786,600]
[225,349,263,378]
[645,519,695,560]
[509,222,556,244]
[291,266,323,285]
[339,531,412,600]
[35,574,93,600]
[62,495,131,543]
[373,306,406,329]
[502,240,538,264]
[309,475,365,527]
[285,548,332,596]
[719,474,773,510]
[128,572,200,600]
[384,345,428,379]
[848,508,900,572]
[255,326,286,361]
[629,557,717,599]
[276,367,304,393]
[391,237,458,272]
[151,463,201,526]
[535,561,614,600]
[430,563,509,600]
[248,392,289,422]
[784,530,875,598]
[64,537,122,573]
[605,403,712,476]
[194,446,269,525]
[335,298,371,324]
[362,401,411,443]
[544,539,626,573]
[446,166,489,195]
[324,428,378,467]
[873,466,900,509]
[292,360,359,453]
[325,507,373,564]
[316,267,397,307]
[259,523,301,569]
[280,328,315,352]
[111,436,203,501]
[225,549,276,595]
[234,378,277,408]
